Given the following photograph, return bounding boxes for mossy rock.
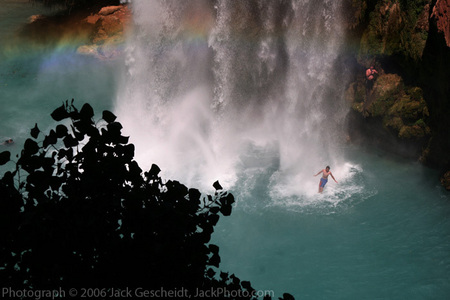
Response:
[368,96,395,117]
[352,102,364,113]
[345,82,366,103]
[387,87,429,122]
[372,74,403,98]
[414,118,431,134]
[384,116,404,132]
[366,73,403,117]
[388,96,422,120]
[398,124,426,140]
[357,1,430,63]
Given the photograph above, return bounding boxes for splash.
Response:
[115,0,359,204]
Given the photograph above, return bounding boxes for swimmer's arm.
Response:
[314,170,323,177]
[330,172,338,183]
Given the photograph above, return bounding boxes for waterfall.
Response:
[115,0,350,200]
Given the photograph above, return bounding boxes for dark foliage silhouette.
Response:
[0,101,294,299]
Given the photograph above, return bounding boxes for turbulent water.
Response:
[115,0,352,198]
[1,1,450,299]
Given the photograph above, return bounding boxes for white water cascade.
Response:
[115,0,354,203]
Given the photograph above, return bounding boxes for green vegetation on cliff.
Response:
[358,0,430,65]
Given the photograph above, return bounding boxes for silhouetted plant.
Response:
[0,101,294,299]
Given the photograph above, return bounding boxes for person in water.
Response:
[2,139,13,145]
[314,166,338,193]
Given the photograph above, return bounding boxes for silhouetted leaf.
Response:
[208,253,220,268]
[24,139,39,155]
[55,124,68,138]
[209,206,220,214]
[107,122,123,136]
[19,155,41,172]
[220,204,232,216]
[220,271,229,281]
[241,280,252,290]
[0,151,10,165]
[280,293,295,300]
[73,120,93,135]
[230,274,240,285]
[123,144,134,159]
[206,268,215,278]
[30,123,40,139]
[220,193,235,206]
[51,104,69,121]
[80,103,94,120]
[148,164,161,177]
[42,157,55,173]
[189,188,201,202]
[118,135,129,144]
[2,171,14,184]
[213,180,223,190]
[71,125,84,141]
[63,135,78,148]
[27,170,45,186]
[102,110,117,123]
[209,213,220,226]
[43,130,58,149]
[209,244,219,254]
[58,148,73,161]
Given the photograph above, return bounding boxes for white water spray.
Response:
[115,0,356,203]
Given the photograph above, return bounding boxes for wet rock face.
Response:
[431,0,450,47]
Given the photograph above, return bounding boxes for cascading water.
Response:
[115,0,361,205]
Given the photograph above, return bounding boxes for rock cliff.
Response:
[344,0,450,189]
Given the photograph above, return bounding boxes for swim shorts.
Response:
[319,178,328,188]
